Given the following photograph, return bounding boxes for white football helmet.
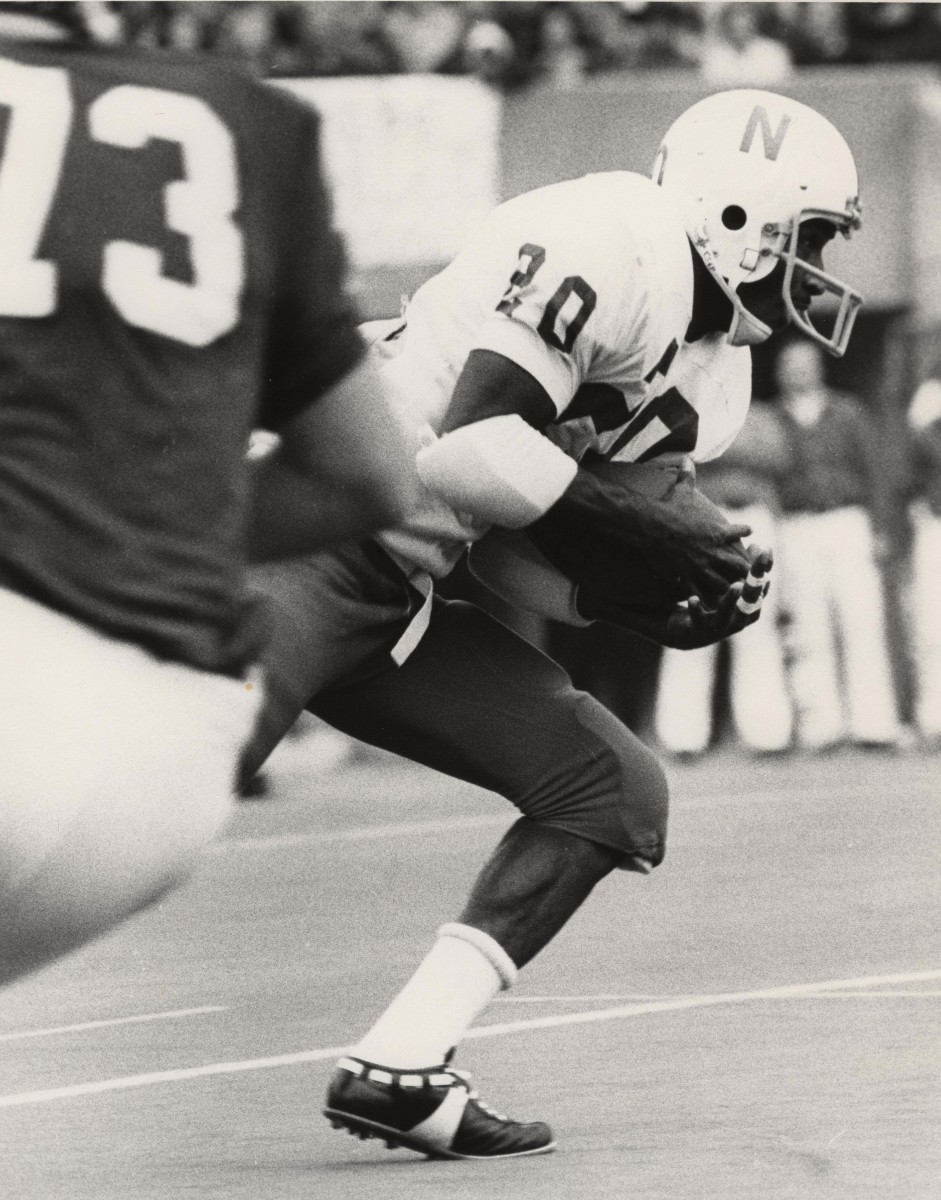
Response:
[653,89,862,357]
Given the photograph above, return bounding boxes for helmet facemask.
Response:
[696,203,863,358]
[776,206,863,358]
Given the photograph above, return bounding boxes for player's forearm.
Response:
[247,356,424,560]
[245,456,405,561]
[528,468,677,572]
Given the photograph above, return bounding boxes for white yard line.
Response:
[0,1006,226,1044]
[213,813,509,855]
[780,990,941,999]
[495,988,941,1003]
[494,994,669,1003]
[1,968,937,1110]
[460,969,941,1040]
[214,783,895,857]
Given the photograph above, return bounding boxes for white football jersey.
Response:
[376,171,752,577]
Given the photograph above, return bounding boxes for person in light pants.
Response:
[906,375,941,745]
[779,506,901,747]
[773,338,902,750]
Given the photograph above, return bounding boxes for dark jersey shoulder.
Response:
[0,41,364,672]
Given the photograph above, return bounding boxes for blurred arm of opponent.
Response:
[246,355,423,562]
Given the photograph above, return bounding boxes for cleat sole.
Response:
[323,1107,556,1161]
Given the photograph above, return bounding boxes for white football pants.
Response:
[779,506,901,748]
[655,504,793,755]
[0,586,260,987]
[908,503,941,738]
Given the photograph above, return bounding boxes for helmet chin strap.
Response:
[726,303,773,347]
[690,225,775,348]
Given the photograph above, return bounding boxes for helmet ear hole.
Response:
[722,205,747,231]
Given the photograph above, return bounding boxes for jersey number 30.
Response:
[0,58,243,347]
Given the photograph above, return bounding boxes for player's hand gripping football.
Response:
[660,545,773,650]
[529,461,753,611]
[600,473,753,606]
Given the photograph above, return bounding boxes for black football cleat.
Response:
[323,1055,555,1160]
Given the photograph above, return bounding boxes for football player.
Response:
[0,2,420,986]
[242,89,863,1159]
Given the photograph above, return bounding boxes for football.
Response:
[468,456,743,625]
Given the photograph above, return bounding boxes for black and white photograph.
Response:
[0,3,937,1197]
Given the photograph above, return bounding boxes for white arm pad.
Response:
[415,414,577,528]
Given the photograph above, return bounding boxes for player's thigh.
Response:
[312,599,668,867]
[244,543,412,779]
[0,593,253,978]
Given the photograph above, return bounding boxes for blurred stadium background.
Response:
[257,0,941,744]
[65,0,941,737]
[2,5,939,1198]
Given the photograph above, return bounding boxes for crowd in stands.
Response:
[91,3,941,86]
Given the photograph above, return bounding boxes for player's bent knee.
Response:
[512,690,669,873]
[603,720,669,872]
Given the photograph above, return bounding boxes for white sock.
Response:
[352,923,517,1069]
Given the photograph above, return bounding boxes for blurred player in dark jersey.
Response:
[240,89,863,1160]
[0,2,420,986]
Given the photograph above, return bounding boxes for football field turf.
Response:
[1,742,937,1199]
